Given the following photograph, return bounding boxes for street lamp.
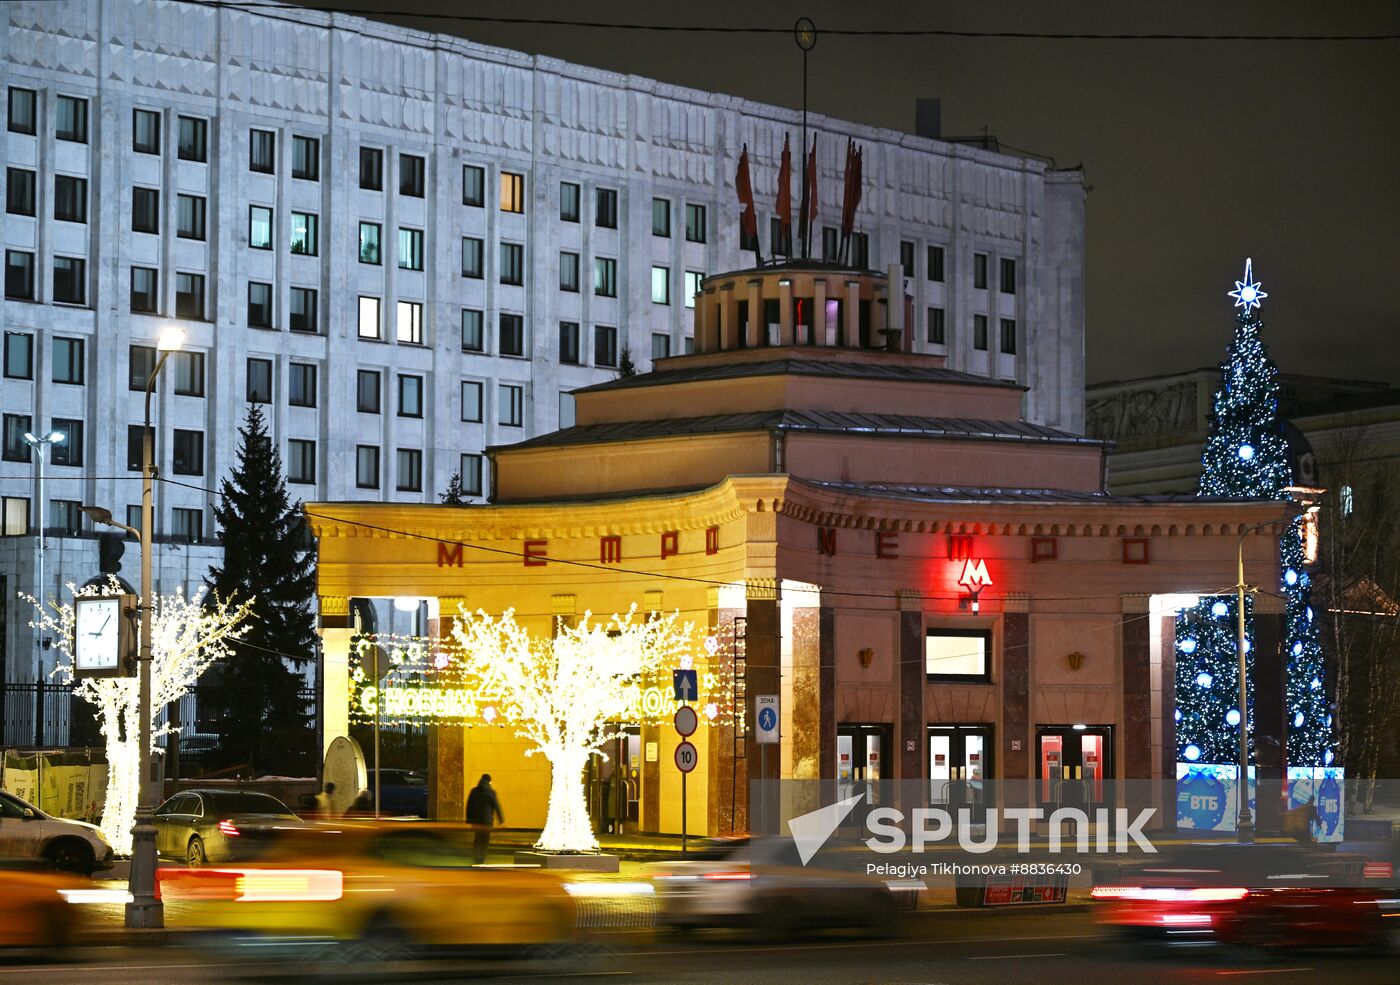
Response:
[21,430,65,703]
[83,325,182,929]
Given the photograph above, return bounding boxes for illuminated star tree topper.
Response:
[1228,257,1268,315]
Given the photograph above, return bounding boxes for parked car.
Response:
[158,822,575,960]
[0,790,114,874]
[177,732,223,775]
[153,789,301,866]
[370,769,429,818]
[0,863,88,950]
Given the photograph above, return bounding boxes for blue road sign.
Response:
[755,694,780,744]
[672,668,698,702]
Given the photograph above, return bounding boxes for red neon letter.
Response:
[600,535,622,564]
[875,531,899,559]
[660,530,680,560]
[523,540,548,567]
[437,543,464,568]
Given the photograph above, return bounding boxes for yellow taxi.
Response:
[157,822,575,958]
[0,864,87,950]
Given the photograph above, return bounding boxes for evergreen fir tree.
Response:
[441,471,466,505]
[206,404,317,774]
[618,346,638,378]
[1177,259,1332,767]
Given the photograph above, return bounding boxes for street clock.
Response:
[73,595,137,677]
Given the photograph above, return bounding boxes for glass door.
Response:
[838,724,891,807]
[1037,726,1113,809]
[929,725,992,821]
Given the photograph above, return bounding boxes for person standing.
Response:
[313,781,336,817]
[466,773,504,863]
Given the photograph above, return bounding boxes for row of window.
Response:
[0,496,205,542]
[926,308,1018,355]
[901,240,1017,293]
[4,251,86,305]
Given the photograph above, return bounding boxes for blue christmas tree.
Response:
[1177,259,1332,767]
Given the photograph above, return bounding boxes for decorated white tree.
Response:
[30,578,253,853]
[451,606,697,853]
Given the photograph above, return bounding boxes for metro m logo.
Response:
[437,543,464,567]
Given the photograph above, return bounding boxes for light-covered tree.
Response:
[30,578,253,852]
[450,606,696,852]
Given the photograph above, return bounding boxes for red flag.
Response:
[735,143,760,258]
[797,134,817,255]
[806,135,818,225]
[776,133,793,256]
[839,138,856,239]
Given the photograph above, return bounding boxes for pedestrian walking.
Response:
[466,773,504,863]
[344,787,374,817]
[313,781,336,817]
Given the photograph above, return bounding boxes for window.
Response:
[249,128,275,173]
[52,337,84,384]
[176,116,207,162]
[398,228,423,271]
[594,325,618,368]
[396,300,423,344]
[289,287,318,333]
[685,270,703,309]
[177,194,206,240]
[684,203,706,243]
[558,321,580,365]
[851,231,869,268]
[359,147,383,190]
[2,497,30,537]
[395,448,423,492]
[290,211,318,255]
[1341,484,1355,516]
[973,314,989,351]
[132,187,159,233]
[595,187,618,228]
[357,296,381,340]
[357,370,381,413]
[50,420,82,466]
[172,429,204,475]
[125,427,148,472]
[3,414,33,462]
[172,508,202,544]
[130,267,158,313]
[651,265,670,305]
[130,108,161,154]
[6,251,35,300]
[999,318,1017,355]
[246,358,272,403]
[52,500,84,535]
[399,154,425,197]
[461,454,483,496]
[1000,257,1017,295]
[172,351,204,396]
[769,217,790,256]
[499,384,524,427]
[460,380,483,422]
[125,506,141,533]
[973,252,988,289]
[53,256,86,305]
[462,164,484,206]
[594,257,617,297]
[291,135,319,180]
[652,197,671,237]
[355,445,379,488]
[927,306,946,345]
[500,242,523,285]
[56,95,87,142]
[54,176,88,222]
[286,439,315,483]
[247,282,273,328]
[461,308,484,352]
[499,313,524,357]
[926,629,990,681]
[289,363,317,408]
[559,181,579,222]
[6,167,35,215]
[248,205,273,249]
[397,374,423,418]
[900,240,915,273]
[8,87,36,135]
[821,226,839,261]
[500,171,524,213]
[559,251,579,292]
[928,245,945,282]
[461,237,484,278]
[4,332,33,379]
[128,346,156,391]
[358,221,383,264]
[175,272,204,319]
[651,333,671,361]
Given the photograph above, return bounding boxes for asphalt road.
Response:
[1,911,1396,984]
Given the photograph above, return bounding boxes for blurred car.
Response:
[157,822,575,958]
[649,836,902,934]
[154,789,302,866]
[1092,842,1398,950]
[0,790,114,874]
[0,863,87,950]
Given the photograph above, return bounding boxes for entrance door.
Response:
[1037,726,1113,809]
[928,725,992,821]
[589,727,641,834]
[837,724,891,806]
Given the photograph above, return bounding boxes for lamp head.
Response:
[46,431,65,444]
[156,326,185,352]
[22,432,37,445]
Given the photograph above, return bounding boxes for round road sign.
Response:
[674,705,698,737]
[674,740,698,773]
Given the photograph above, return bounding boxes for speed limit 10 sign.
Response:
[674,740,698,773]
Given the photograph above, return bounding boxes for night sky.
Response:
[318,1,1399,387]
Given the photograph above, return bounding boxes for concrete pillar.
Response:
[897,591,924,782]
[778,279,794,345]
[813,278,829,346]
[719,285,738,350]
[697,290,717,352]
[747,279,764,348]
[320,627,354,756]
[844,280,860,347]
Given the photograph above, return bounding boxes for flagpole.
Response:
[795,18,816,259]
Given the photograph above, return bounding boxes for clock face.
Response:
[75,598,123,672]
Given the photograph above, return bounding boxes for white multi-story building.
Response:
[0,0,1086,690]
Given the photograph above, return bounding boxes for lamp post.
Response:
[21,430,65,745]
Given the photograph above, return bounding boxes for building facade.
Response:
[310,264,1286,837]
[0,0,1086,701]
